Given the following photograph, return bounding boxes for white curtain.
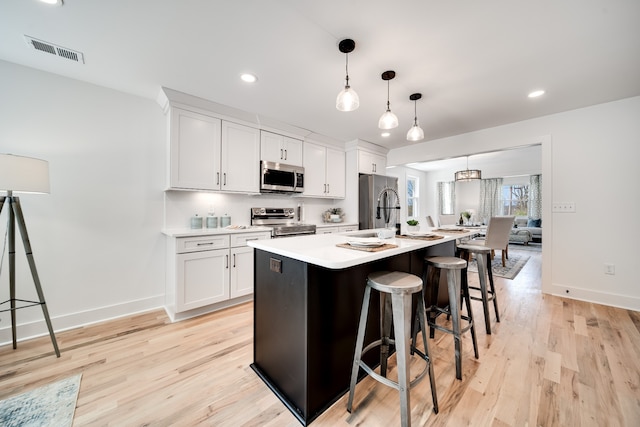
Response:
[478,178,503,223]
[437,181,455,215]
[528,174,542,219]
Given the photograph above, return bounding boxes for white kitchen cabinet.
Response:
[303,141,345,198]
[261,131,303,166]
[358,149,387,174]
[222,121,260,193]
[230,246,254,298]
[167,231,270,320]
[317,226,341,234]
[168,107,260,193]
[169,108,221,190]
[174,234,230,312]
[317,224,358,234]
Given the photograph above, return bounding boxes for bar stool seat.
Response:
[422,256,479,380]
[347,271,438,427]
[457,242,500,334]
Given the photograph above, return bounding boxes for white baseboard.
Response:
[0,294,165,347]
[165,295,253,322]
[551,283,640,312]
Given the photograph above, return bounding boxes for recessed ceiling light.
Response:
[240,73,257,83]
[528,90,545,98]
[381,132,391,137]
[40,0,63,5]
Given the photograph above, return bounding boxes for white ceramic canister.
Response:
[220,215,231,227]
[190,214,203,229]
[206,216,218,228]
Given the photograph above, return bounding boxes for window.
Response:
[501,184,529,216]
[438,181,455,215]
[407,175,419,217]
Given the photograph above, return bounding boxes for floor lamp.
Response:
[0,153,60,357]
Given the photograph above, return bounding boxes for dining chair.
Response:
[470,216,515,267]
[438,214,457,226]
[426,215,435,227]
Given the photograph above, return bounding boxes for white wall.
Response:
[0,60,348,345]
[389,96,640,310]
[0,60,167,344]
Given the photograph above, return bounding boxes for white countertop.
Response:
[163,226,272,237]
[248,228,475,270]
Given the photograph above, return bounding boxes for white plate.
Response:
[346,237,384,247]
[407,232,436,237]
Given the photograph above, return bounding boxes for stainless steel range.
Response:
[251,207,316,238]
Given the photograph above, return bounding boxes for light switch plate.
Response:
[270,258,282,273]
[552,202,576,213]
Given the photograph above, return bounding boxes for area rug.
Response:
[0,374,81,427]
[467,253,530,279]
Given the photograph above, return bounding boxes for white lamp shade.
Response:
[336,86,360,111]
[378,109,399,129]
[0,154,50,194]
[406,123,424,141]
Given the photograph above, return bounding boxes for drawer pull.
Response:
[196,242,214,246]
[245,238,259,241]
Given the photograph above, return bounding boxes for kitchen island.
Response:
[248,229,473,425]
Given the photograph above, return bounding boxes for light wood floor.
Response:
[1,246,639,426]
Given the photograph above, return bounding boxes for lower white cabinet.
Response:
[317,225,358,234]
[167,231,270,320]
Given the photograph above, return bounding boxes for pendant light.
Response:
[378,70,398,129]
[406,93,424,141]
[454,156,482,181]
[336,39,359,112]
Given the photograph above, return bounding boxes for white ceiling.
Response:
[1,0,639,153]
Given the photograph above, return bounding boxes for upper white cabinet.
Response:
[222,121,260,193]
[358,149,387,174]
[168,107,260,193]
[303,141,345,198]
[260,131,303,166]
[170,108,221,190]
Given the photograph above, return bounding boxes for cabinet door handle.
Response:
[233,254,236,268]
[327,183,330,193]
[373,163,376,172]
[284,149,287,160]
[226,254,229,269]
[223,173,227,186]
[280,148,283,159]
[217,172,220,185]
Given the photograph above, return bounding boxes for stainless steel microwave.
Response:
[260,161,304,193]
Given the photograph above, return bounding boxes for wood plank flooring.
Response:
[1,246,639,426]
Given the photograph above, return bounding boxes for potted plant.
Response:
[406,219,420,232]
[462,211,471,225]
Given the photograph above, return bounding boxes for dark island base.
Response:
[252,241,455,425]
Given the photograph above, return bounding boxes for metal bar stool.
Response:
[422,256,478,380]
[457,243,500,334]
[347,271,438,427]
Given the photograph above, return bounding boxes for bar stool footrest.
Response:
[357,339,431,390]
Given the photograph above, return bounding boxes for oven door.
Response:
[260,161,304,193]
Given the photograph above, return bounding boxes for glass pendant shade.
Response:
[336,85,359,112]
[378,108,398,129]
[336,39,358,112]
[406,121,424,141]
[378,71,398,129]
[406,93,424,141]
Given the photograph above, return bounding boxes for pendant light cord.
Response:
[344,53,350,87]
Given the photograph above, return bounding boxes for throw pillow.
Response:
[527,218,542,227]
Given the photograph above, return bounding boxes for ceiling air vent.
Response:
[24,35,85,64]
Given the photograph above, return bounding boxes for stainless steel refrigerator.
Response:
[359,174,400,230]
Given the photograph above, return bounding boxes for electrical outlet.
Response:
[552,202,576,213]
[604,264,615,275]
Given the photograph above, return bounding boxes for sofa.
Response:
[513,217,542,243]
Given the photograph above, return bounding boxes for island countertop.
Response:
[248,228,475,270]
